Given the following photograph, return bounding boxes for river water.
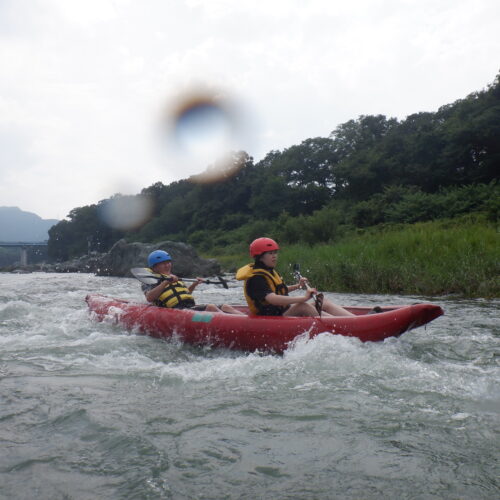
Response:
[0,272,498,499]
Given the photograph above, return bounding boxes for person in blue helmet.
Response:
[142,250,243,314]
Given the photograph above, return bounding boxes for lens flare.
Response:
[161,87,253,183]
[99,194,153,231]
[174,99,233,157]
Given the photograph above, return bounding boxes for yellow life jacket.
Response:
[236,263,288,315]
[154,273,195,309]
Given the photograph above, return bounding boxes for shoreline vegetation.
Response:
[3,216,497,299]
[212,217,499,298]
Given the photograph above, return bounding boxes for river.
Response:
[0,272,498,499]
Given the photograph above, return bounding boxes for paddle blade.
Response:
[217,275,229,289]
[130,267,162,285]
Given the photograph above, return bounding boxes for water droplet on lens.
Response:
[100,195,153,231]
[161,87,253,183]
[174,101,232,157]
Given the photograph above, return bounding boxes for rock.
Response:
[96,239,220,278]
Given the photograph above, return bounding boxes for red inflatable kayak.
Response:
[86,294,443,353]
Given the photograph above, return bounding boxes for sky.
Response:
[0,0,498,220]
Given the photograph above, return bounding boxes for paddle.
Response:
[293,263,324,316]
[130,267,229,289]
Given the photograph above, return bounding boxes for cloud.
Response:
[0,0,498,218]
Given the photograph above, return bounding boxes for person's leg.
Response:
[321,298,355,316]
[205,304,222,312]
[284,303,319,317]
[220,304,245,315]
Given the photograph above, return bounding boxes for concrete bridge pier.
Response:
[0,242,48,267]
[20,247,28,266]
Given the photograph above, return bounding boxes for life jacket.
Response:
[235,263,288,315]
[154,273,195,309]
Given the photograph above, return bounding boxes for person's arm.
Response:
[248,275,313,306]
[187,278,204,293]
[287,277,308,292]
[144,280,169,303]
[265,288,316,306]
[144,274,179,303]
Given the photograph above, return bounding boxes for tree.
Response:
[329,115,398,199]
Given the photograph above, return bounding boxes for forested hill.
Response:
[48,74,499,261]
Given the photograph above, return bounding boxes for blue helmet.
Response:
[148,250,172,268]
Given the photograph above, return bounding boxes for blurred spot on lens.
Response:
[99,194,153,230]
[174,98,232,156]
[161,86,254,182]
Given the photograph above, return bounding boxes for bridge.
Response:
[0,242,48,266]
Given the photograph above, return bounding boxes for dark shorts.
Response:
[257,305,290,316]
[190,304,226,311]
[173,299,197,310]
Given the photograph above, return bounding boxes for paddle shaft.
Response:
[130,267,229,288]
[293,264,323,316]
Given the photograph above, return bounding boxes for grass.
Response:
[207,218,499,298]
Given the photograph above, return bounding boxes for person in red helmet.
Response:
[236,238,354,317]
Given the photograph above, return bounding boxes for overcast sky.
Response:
[0,0,498,220]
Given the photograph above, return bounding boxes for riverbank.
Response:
[213,218,499,298]
[4,218,497,298]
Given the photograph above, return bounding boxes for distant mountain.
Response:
[0,207,59,242]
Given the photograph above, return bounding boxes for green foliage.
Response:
[273,219,499,297]
[275,206,345,245]
[384,182,499,224]
[220,213,250,231]
[47,203,124,260]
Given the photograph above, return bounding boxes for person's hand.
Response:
[160,274,178,285]
[304,287,317,300]
[298,277,308,289]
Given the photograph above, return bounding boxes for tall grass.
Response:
[211,218,499,298]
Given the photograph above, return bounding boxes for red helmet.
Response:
[249,237,280,257]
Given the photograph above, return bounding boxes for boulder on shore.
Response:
[96,239,220,278]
